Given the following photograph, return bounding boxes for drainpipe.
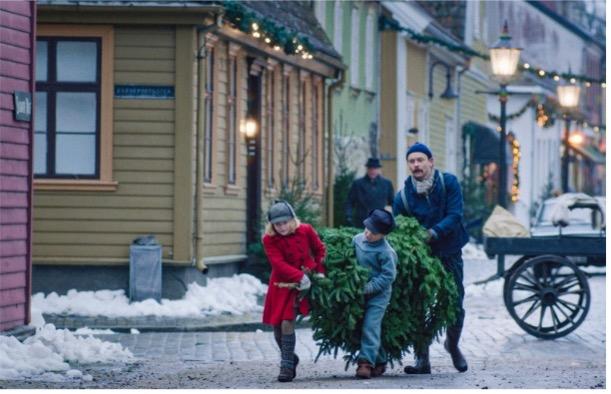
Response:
[325,69,344,227]
[195,15,222,274]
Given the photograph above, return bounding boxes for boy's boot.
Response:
[278,333,296,382]
[371,363,386,377]
[444,326,468,372]
[403,347,431,374]
[356,360,373,379]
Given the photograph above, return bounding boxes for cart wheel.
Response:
[503,255,590,339]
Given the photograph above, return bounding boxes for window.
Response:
[334,1,343,53]
[311,79,320,191]
[35,37,101,178]
[350,6,360,86]
[282,71,291,187]
[265,67,276,189]
[299,78,307,180]
[204,47,215,184]
[365,10,375,90]
[473,0,480,39]
[226,48,238,185]
[35,25,114,190]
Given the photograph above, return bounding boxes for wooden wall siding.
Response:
[428,64,456,170]
[32,26,177,262]
[379,31,398,185]
[406,43,426,97]
[200,39,248,257]
[460,75,488,127]
[258,65,326,221]
[0,0,34,331]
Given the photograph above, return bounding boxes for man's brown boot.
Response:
[356,360,373,379]
[371,363,386,377]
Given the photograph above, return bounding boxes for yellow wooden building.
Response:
[33,1,342,297]
[378,1,488,189]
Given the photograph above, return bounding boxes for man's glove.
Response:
[425,228,438,243]
[313,272,325,279]
[296,274,311,291]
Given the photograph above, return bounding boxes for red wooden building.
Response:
[0,0,36,333]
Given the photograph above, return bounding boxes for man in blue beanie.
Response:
[392,142,469,374]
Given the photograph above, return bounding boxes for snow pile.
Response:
[0,309,132,381]
[0,335,68,380]
[31,324,133,364]
[74,327,116,335]
[462,242,492,260]
[33,273,268,318]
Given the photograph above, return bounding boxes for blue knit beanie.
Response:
[406,142,433,159]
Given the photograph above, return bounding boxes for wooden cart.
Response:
[482,201,605,339]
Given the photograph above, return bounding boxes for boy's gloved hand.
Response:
[313,272,325,279]
[296,274,311,291]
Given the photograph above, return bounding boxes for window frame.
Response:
[282,68,291,187]
[265,64,277,190]
[35,25,116,191]
[365,9,375,91]
[350,6,360,87]
[226,46,238,186]
[203,45,215,185]
[298,75,307,181]
[311,78,321,191]
[35,37,101,180]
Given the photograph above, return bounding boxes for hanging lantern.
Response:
[489,21,522,82]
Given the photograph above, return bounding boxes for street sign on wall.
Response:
[13,91,32,122]
[114,85,175,99]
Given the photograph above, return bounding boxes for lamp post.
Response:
[488,21,522,208]
[557,82,581,192]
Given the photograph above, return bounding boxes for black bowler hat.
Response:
[363,209,396,235]
[365,157,382,168]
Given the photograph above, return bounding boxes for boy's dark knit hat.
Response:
[406,142,433,159]
[363,209,395,235]
[268,200,296,224]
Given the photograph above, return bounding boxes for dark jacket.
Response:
[345,175,394,228]
[392,170,468,256]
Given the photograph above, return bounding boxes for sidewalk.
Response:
[42,311,311,333]
[42,257,499,333]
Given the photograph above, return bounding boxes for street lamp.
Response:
[489,21,522,208]
[241,118,258,157]
[557,81,581,192]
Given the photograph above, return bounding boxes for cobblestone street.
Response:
[2,259,605,389]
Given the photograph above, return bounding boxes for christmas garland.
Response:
[221,0,314,57]
[378,15,483,60]
[308,216,458,369]
[378,15,606,86]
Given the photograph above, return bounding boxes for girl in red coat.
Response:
[262,200,326,382]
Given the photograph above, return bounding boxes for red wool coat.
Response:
[262,223,326,325]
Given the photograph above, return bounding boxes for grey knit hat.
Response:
[268,200,296,224]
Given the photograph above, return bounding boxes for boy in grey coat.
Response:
[352,209,398,379]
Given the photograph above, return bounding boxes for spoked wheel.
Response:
[503,255,590,339]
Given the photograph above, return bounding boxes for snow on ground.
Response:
[73,327,116,336]
[462,242,492,260]
[33,273,268,318]
[0,309,132,381]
